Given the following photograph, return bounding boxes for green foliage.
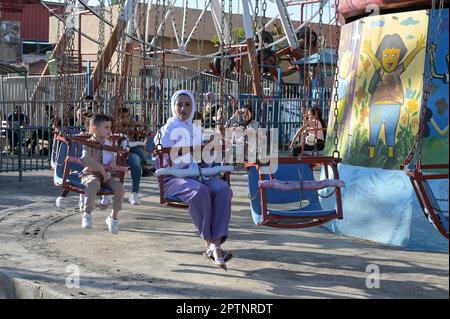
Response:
[211,26,246,45]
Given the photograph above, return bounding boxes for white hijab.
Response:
[155,90,200,169]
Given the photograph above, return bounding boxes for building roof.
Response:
[1,1,64,41]
[0,62,27,75]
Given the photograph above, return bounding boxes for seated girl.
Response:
[155,90,233,269]
[289,107,326,157]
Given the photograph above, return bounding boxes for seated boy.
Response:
[81,114,125,234]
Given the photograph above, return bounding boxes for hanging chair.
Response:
[53,134,128,195]
[51,129,82,169]
[400,0,449,239]
[154,145,233,208]
[245,156,344,228]
[402,163,449,239]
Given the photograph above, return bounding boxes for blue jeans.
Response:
[130,146,147,169]
[127,152,142,193]
[369,104,401,147]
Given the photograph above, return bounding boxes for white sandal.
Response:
[205,245,227,271]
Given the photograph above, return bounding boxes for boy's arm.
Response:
[81,145,103,172]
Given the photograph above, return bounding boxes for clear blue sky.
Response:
[60,0,334,22]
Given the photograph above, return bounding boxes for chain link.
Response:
[154,0,161,63]
[332,0,340,158]
[311,1,324,156]
[218,0,226,134]
[403,0,443,169]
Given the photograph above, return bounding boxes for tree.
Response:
[211,26,245,45]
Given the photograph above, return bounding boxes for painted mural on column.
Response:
[421,9,449,165]
[325,10,433,169]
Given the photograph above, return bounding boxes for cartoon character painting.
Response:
[363,33,426,159]
[336,50,356,124]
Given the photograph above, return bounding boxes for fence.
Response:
[1,66,335,179]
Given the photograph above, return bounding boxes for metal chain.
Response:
[182,0,189,50]
[54,0,76,128]
[141,0,149,129]
[63,0,76,127]
[254,0,260,34]
[403,0,442,169]
[332,0,340,158]
[127,0,137,107]
[154,0,161,63]
[260,0,267,79]
[219,0,226,133]
[301,3,308,115]
[161,0,167,62]
[312,0,324,156]
[225,0,233,122]
[113,0,126,124]
[54,2,63,127]
[196,0,201,74]
[158,0,167,127]
[98,0,105,73]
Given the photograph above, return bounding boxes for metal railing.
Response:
[1,66,335,179]
[0,125,53,181]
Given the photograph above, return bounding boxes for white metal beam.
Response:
[274,0,299,49]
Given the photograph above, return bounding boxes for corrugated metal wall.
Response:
[1,2,64,42]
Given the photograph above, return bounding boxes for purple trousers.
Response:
[165,176,233,244]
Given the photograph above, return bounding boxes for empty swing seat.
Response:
[246,157,343,228]
[403,163,449,239]
[423,180,448,233]
[266,208,338,218]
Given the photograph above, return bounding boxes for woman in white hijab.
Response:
[155,90,233,269]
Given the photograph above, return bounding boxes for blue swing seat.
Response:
[164,193,184,203]
[247,160,341,228]
[422,179,449,235]
[53,137,113,195]
[51,129,81,169]
[267,208,337,218]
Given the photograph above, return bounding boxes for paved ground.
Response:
[0,170,448,298]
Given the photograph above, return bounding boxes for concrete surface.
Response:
[0,170,448,299]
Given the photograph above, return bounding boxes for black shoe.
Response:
[141,168,154,177]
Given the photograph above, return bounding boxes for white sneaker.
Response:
[105,215,119,234]
[82,213,92,229]
[55,196,66,209]
[128,192,140,205]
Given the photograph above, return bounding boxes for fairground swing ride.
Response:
[42,0,345,229]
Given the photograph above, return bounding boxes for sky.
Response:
[56,0,334,22]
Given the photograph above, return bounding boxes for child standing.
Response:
[81,114,125,234]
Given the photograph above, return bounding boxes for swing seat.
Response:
[267,208,337,218]
[51,129,81,169]
[155,146,231,208]
[164,193,184,203]
[403,163,449,239]
[423,180,449,231]
[246,157,343,229]
[53,135,125,196]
